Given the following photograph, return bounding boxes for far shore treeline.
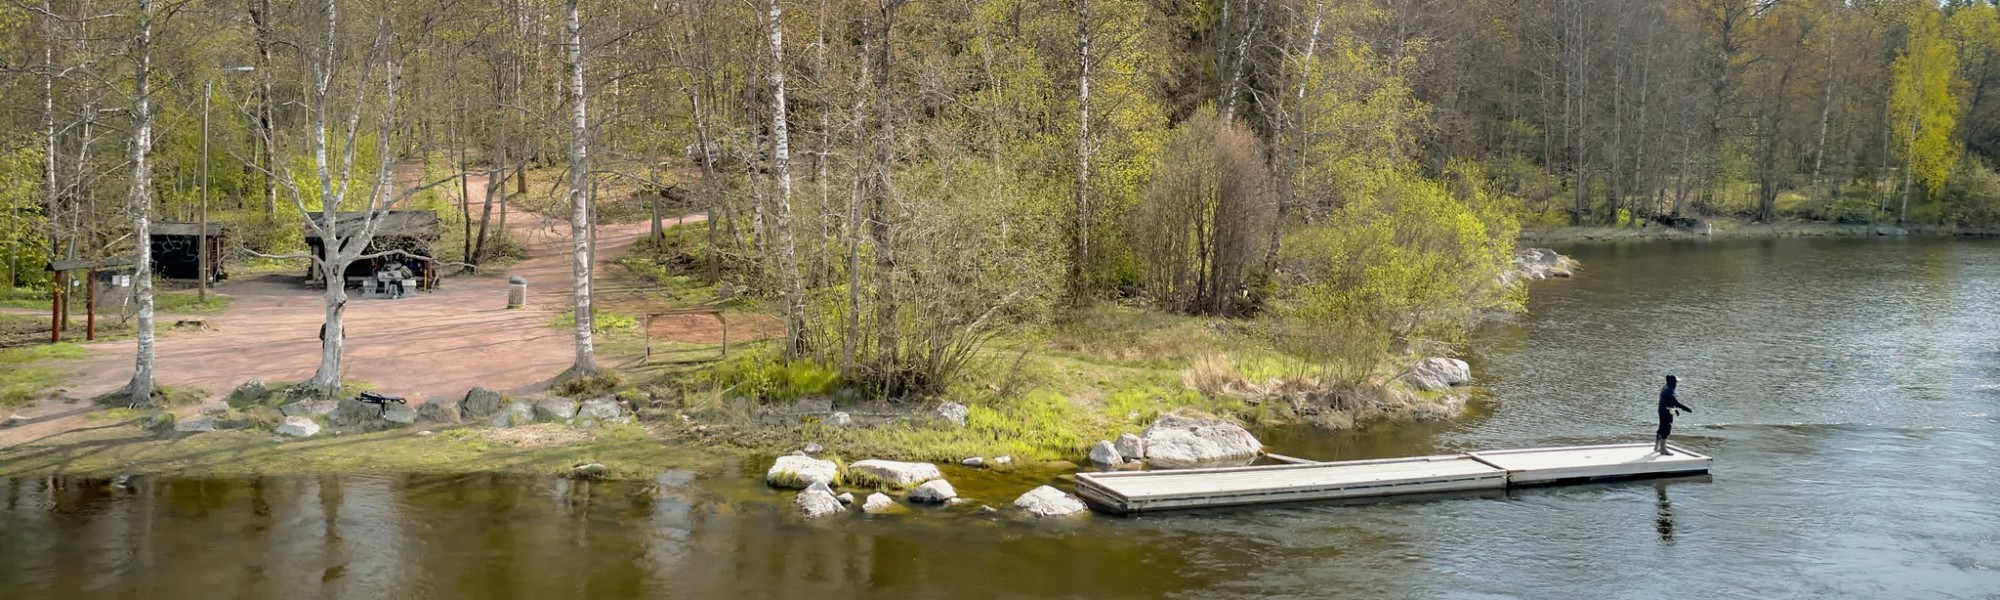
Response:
[0,0,1996,417]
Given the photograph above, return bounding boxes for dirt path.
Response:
[8,172,703,445]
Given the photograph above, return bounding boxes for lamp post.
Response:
[200,66,255,302]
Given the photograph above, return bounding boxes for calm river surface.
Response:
[4,237,1998,599]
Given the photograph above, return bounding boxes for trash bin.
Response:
[507,276,526,308]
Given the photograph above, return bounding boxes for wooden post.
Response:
[49,274,61,343]
[86,269,96,341]
[719,312,728,359]
[643,314,652,363]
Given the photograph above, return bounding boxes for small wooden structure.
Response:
[43,255,135,343]
[303,211,440,289]
[1076,442,1712,515]
[149,222,227,282]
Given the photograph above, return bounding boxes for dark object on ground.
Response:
[357,391,407,417]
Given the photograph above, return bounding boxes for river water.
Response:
[3,237,1997,599]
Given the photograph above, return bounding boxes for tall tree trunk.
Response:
[127,0,158,407]
[1219,0,1255,125]
[41,0,58,267]
[1811,28,1836,207]
[767,0,806,356]
[1899,110,1918,225]
[1266,0,1323,271]
[254,0,276,217]
[565,0,596,375]
[1071,0,1092,303]
[870,2,901,383]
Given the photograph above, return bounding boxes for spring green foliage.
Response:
[0,343,86,407]
[1891,5,1963,198]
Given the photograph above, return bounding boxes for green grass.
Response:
[0,343,88,407]
[153,290,233,314]
[548,309,638,332]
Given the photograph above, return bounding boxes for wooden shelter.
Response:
[303,211,441,288]
[149,222,227,282]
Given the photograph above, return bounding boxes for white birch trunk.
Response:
[566,0,597,374]
[767,0,806,356]
[1073,0,1092,300]
[127,0,158,406]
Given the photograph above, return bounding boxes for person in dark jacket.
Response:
[1656,375,1693,455]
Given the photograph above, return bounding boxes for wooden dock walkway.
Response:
[1076,442,1711,515]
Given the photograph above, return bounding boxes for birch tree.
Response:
[124,0,158,406]
[564,0,596,375]
[1890,4,1961,225]
[765,0,806,356]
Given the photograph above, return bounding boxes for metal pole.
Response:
[86,269,96,341]
[199,77,211,302]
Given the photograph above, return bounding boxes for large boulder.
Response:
[534,397,579,423]
[327,399,415,432]
[1404,357,1472,392]
[278,400,336,418]
[489,401,536,428]
[1115,433,1147,461]
[381,402,418,425]
[275,416,321,438]
[934,402,969,427]
[1513,248,1578,281]
[416,400,460,423]
[766,455,839,489]
[1088,441,1123,466]
[847,460,942,489]
[907,479,958,504]
[174,416,217,434]
[226,380,271,408]
[795,483,845,519]
[1141,413,1263,469]
[576,397,624,427]
[460,387,505,419]
[1014,485,1088,517]
[861,492,900,514]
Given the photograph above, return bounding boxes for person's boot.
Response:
[1658,439,1674,456]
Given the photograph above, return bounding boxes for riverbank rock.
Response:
[576,397,624,427]
[991,455,1014,467]
[1088,441,1123,465]
[278,400,336,418]
[1014,485,1088,517]
[139,412,175,435]
[935,402,969,427]
[327,399,415,432]
[908,480,958,504]
[275,416,320,438]
[1405,358,1473,392]
[417,400,461,423]
[1141,413,1263,469]
[862,492,897,514]
[489,401,536,428]
[802,442,826,455]
[837,492,855,505]
[796,483,845,519]
[534,397,579,423]
[766,455,840,489]
[847,460,943,489]
[828,412,854,427]
[1114,433,1146,461]
[174,417,217,434]
[226,380,270,408]
[1513,248,1579,281]
[461,387,504,419]
[1876,226,1909,236]
[0,414,25,428]
[566,463,609,481]
[961,457,986,468]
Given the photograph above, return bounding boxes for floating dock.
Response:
[1075,442,1710,515]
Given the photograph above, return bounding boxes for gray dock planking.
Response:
[1075,442,1711,515]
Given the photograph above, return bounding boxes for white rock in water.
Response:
[766,455,840,489]
[1405,357,1472,391]
[795,486,845,519]
[1088,440,1123,465]
[907,479,958,504]
[1141,413,1263,469]
[991,455,1014,466]
[862,492,899,514]
[275,416,321,438]
[837,492,855,505]
[1115,433,1147,461]
[847,459,942,489]
[961,457,986,468]
[1014,485,1088,517]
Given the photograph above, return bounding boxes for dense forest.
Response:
[1,0,1997,405]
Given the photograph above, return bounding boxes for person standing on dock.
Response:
[1655,375,1693,455]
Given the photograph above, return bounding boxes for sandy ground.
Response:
[1,172,708,449]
